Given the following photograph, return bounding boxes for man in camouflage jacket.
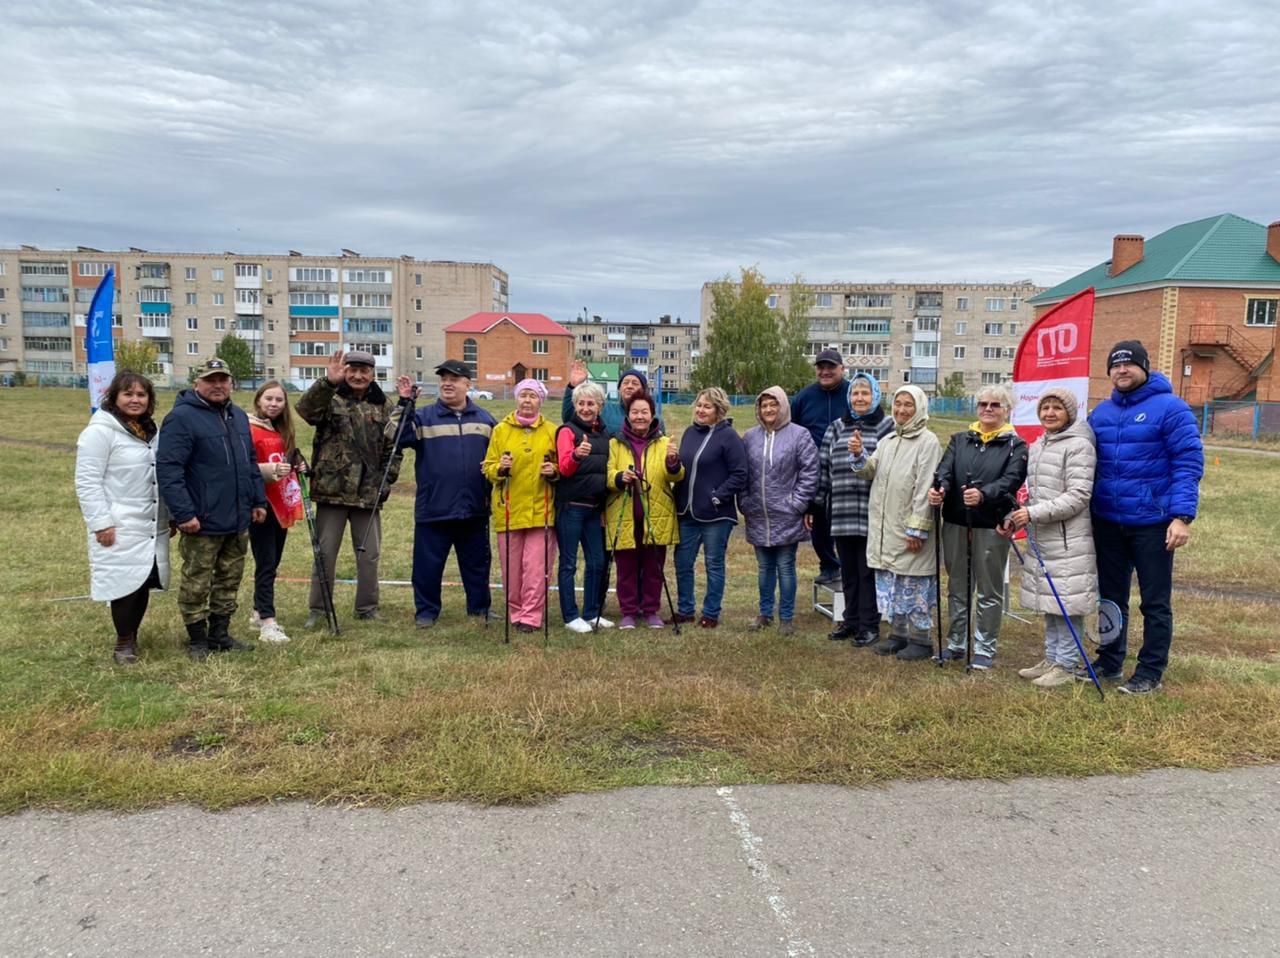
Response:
[296,349,401,622]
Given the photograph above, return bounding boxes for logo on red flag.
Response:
[1011,288,1095,444]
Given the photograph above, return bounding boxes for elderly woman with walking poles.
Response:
[927,383,1029,670]
[605,393,684,630]
[673,387,748,629]
[814,371,895,646]
[849,385,943,661]
[1000,387,1098,688]
[554,380,612,633]
[739,386,819,635]
[75,371,173,664]
[483,379,559,636]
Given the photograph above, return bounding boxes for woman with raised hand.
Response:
[1001,388,1097,688]
[927,383,1029,670]
[554,380,612,633]
[673,387,748,629]
[247,380,305,644]
[74,372,172,664]
[482,379,559,634]
[814,372,895,646]
[605,393,684,629]
[849,385,943,661]
[739,386,819,635]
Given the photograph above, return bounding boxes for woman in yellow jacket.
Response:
[605,393,684,629]
[482,379,559,633]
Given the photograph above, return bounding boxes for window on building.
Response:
[1246,298,1278,326]
[290,267,335,282]
[187,342,199,355]
[956,297,969,310]
[290,341,332,356]
[915,292,943,308]
[463,338,477,370]
[265,268,273,281]
[78,262,110,277]
[986,298,1005,311]
[413,273,423,285]
[846,293,893,308]
[236,289,260,306]
[915,341,938,357]
[414,298,423,311]
[184,267,197,281]
[266,343,274,356]
[139,288,170,303]
[1010,297,1020,311]
[902,370,912,383]
[186,316,198,330]
[984,322,1004,335]
[955,321,968,336]
[185,292,198,305]
[533,368,548,381]
[415,346,423,360]
[211,292,224,305]
[235,263,260,278]
[343,269,390,284]
[415,322,423,334]
[211,268,224,281]
[916,316,939,332]
[981,371,1005,385]
[0,289,5,301]
[344,292,391,308]
[766,295,779,309]
[214,317,227,330]
[983,347,1002,359]
[954,345,967,359]
[532,338,548,355]
[1008,322,1018,337]
[902,344,913,359]
[815,293,832,308]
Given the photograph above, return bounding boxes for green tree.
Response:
[692,267,813,396]
[215,333,256,382]
[938,371,968,399]
[114,338,159,376]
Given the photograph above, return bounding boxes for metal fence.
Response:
[1198,401,1280,440]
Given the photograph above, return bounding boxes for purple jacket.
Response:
[738,387,820,547]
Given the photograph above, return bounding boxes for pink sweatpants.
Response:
[497,529,558,627]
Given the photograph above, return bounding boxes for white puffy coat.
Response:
[1017,415,1097,615]
[75,410,171,601]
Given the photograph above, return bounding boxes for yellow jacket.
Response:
[604,432,685,548]
[482,414,558,531]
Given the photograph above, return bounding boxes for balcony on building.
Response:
[343,318,393,340]
[233,316,264,340]
[844,319,892,339]
[914,293,943,317]
[136,263,171,288]
[233,266,262,290]
[606,347,626,357]
[844,294,894,315]
[909,366,938,384]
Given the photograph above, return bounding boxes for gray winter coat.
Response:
[1016,415,1098,615]
[739,387,819,547]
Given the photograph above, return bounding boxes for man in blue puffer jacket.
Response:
[157,359,268,659]
[1088,340,1204,694]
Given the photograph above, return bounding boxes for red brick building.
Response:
[1030,214,1280,405]
[443,312,575,395]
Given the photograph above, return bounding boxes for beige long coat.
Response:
[857,425,943,577]
[1018,415,1098,615]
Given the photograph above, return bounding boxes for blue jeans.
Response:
[675,517,732,621]
[556,504,605,623]
[1092,517,1175,682]
[754,543,798,621]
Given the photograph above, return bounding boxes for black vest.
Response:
[554,416,609,508]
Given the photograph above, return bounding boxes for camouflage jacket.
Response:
[296,378,402,509]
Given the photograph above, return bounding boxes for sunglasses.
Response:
[977,401,1004,409]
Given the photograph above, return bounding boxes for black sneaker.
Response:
[814,570,841,587]
[852,629,880,647]
[1075,663,1124,683]
[828,624,856,641]
[1118,675,1163,695]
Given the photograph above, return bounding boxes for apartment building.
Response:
[697,281,1045,395]
[0,246,508,387]
[562,313,701,393]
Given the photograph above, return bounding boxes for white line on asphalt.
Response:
[717,786,816,957]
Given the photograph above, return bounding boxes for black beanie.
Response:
[1107,340,1150,373]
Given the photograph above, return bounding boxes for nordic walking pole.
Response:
[358,389,414,554]
[299,473,340,636]
[543,452,552,645]
[1012,531,1106,701]
[637,475,680,635]
[501,457,512,645]
[933,472,944,668]
[964,471,974,672]
[597,480,631,631]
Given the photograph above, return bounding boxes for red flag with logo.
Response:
[1011,287,1095,445]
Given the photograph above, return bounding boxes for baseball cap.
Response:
[435,359,472,378]
[814,348,843,367]
[193,358,232,380]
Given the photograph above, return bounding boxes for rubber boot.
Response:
[208,613,255,653]
[896,626,935,661]
[113,633,138,665]
[186,620,212,661]
[873,635,909,657]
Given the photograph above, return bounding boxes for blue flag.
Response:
[86,268,116,412]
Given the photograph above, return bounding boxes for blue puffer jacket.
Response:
[790,380,851,447]
[674,418,749,523]
[1088,372,1204,526]
[390,397,497,523]
[157,390,267,535]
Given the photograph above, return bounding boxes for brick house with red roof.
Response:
[444,312,575,395]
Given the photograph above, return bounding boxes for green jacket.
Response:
[296,379,401,509]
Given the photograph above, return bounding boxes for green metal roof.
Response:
[1030,214,1280,304]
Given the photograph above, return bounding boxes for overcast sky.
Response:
[3,0,1278,324]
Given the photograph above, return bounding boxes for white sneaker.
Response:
[1032,664,1075,688]
[259,622,291,644]
[1017,658,1053,679]
[565,618,594,634]
[593,616,615,629]
[248,610,262,631]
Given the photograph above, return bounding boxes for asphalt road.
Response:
[3,766,1278,957]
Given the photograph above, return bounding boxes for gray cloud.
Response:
[3,0,1278,326]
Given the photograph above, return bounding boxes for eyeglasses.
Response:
[977,401,1003,409]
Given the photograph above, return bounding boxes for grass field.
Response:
[2,385,1279,812]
